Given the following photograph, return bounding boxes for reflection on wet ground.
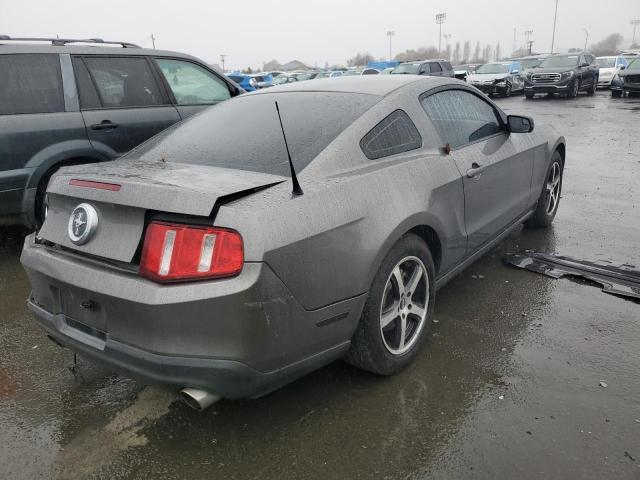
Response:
[1,91,639,479]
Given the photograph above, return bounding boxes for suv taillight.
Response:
[139,222,243,283]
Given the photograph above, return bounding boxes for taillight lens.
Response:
[139,222,243,283]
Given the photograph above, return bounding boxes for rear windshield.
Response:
[125,92,380,175]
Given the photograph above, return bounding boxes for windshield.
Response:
[596,58,616,68]
[475,63,510,74]
[342,70,362,76]
[124,92,380,175]
[539,55,579,68]
[627,58,640,70]
[521,59,543,69]
[392,63,420,74]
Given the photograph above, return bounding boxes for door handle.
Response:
[91,120,119,131]
[466,162,486,178]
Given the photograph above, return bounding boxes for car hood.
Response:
[38,159,286,262]
[467,73,509,82]
[619,69,640,78]
[528,67,574,75]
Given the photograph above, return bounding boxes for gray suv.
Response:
[392,59,455,77]
[0,36,242,228]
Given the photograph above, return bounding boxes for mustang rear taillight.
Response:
[139,222,243,283]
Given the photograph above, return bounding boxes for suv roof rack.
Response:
[0,35,140,48]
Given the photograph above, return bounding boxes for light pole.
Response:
[443,34,451,59]
[525,30,534,55]
[435,13,446,56]
[513,27,517,56]
[583,28,589,51]
[220,54,226,72]
[551,0,559,53]
[632,19,640,46]
[386,30,395,61]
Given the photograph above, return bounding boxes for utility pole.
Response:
[219,54,226,72]
[583,28,589,51]
[525,30,534,55]
[551,0,559,53]
[386,30,395,61]
[632,19,640,46]
[443,34,451,59]
[151,34,156,49]
[435,13,446,56]
[513,27,517,56]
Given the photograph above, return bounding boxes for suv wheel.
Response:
[611,90,622,98]
[587,79,597,95]
[345,234,435,375]
[525,91,534,99]
[503,82,512,97]
[568,79,579,98]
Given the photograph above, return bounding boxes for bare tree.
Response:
[347,52,374,67]
[394,46,439,62]
[453,41,461,64]
[482,44,492,62]
[445,44,452,61]
[462,41,471,63]
[471,41,482,63]
[495,42,501,61]
[589,33,624,56]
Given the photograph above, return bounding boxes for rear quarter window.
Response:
[0,54,64,115]
[360,110,422,160]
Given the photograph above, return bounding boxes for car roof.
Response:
[252,75,448,97]
[0,42,205,63]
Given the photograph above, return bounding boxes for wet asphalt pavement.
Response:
[1,90,639,480]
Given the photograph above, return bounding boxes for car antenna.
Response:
[274,101,303,196]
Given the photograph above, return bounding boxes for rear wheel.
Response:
[587,79,597,95]
[611,90,622,98]
[346,234,435,375]
[526,151,563,228]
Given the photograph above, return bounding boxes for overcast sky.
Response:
[2,0,638,69]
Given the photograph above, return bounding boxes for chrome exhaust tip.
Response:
[179,388,221,411]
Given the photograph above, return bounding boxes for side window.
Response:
[443,62,453,71]
[155,59,231,105]
[419,63,431,74]
[83,57,164,108]
[421,89,503,149]
[430,62,443,73]
[360,110,422,160]
[72,57,101,110]
[579,55,586,66]
[0,54,64,115]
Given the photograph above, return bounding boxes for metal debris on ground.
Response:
[503,252,640,300]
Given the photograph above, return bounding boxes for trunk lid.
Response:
[38,159,286,263]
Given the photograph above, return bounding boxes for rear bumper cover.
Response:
[21,235,365,398]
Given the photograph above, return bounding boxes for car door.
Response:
[153,58,234,119]
[73,55,181,158]
[420,88,533,252]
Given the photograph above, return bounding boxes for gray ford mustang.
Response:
[21,76,565,410]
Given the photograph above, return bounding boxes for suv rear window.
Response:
[0,54,64,115]
[360,110,422,160]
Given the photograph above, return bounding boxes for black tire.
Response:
[587,79,597,95]
[526,151,563,229]
[34,171,55,228]
[568,79,579,98]
[525,91,534,99]
[503,82,512,97]
[345,234,436,375]
[611,90,622,98]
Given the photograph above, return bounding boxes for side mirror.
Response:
[512,69,519,74]
[620,65,626,70]
[507,115,534,133]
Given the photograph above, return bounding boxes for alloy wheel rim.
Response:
[379,256,429,355]
[545,161,561,215]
